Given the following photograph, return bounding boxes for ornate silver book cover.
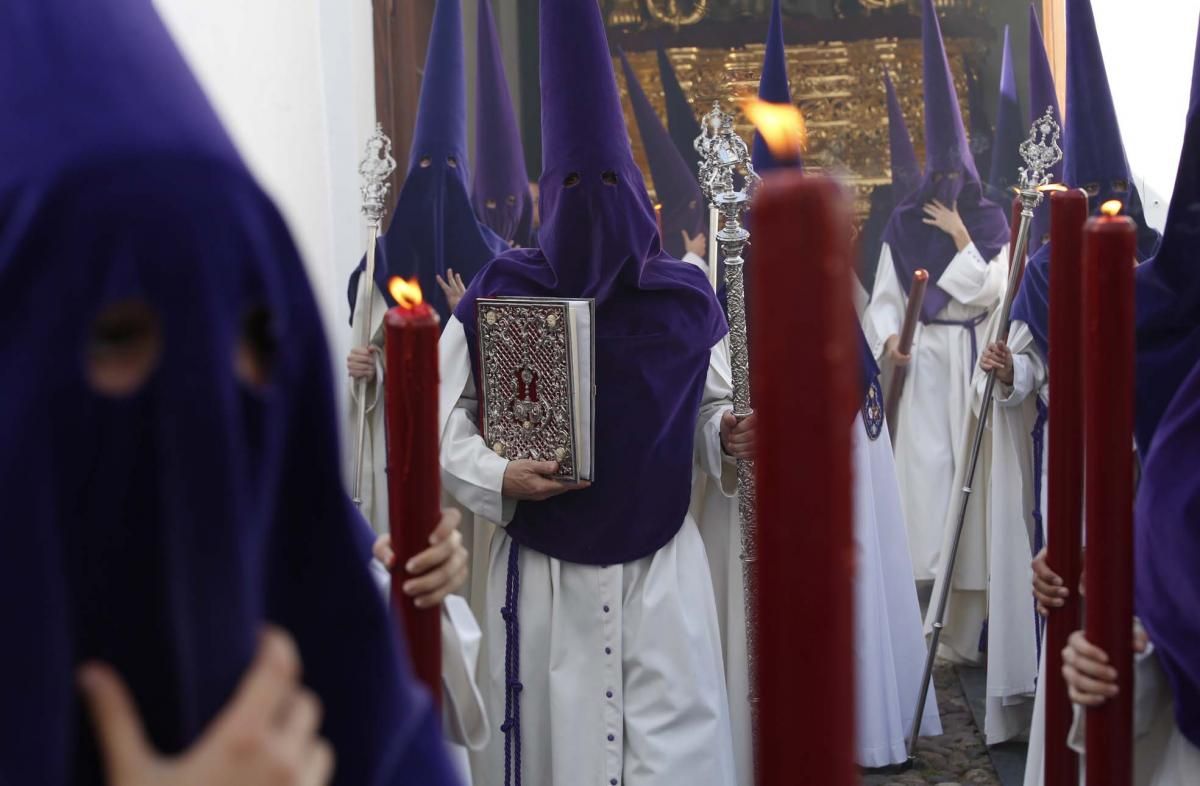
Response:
[476,297,595,483]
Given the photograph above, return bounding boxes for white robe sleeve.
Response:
[438,317,516,526]
[862,243,905,361]
[695,340,738,497]
[935,242,1010,309]
[347,284,389,415]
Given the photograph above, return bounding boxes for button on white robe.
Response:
[438,316,737,786]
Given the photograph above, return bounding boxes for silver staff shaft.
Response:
[716,202,758,726]
[352,225,381,507]
[351,123,396,510]
[907,191,1037,756]
[696,102,762,744]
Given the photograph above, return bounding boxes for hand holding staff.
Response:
[885,269,928,438]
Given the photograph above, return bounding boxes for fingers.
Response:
[1032,554,1069,609]
[1063,661,1118,705]
[732,412,757,435]
[403,529,461,581]
[453,272,466,293]
[436,274,453,297]
[407,544,469,608]
[78,663,155,782]
[427,508,462,546]
[223,627,302,734]
[277,688,324,758]
[1068,632,1111,667]
[533,477,590,500]
[301,739,336,786]
[372,534,394,568]
[522,459,560,476]
[681,230,690,244]
[1133,626,1150,654]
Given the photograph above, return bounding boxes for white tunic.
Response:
[438,317,737,786]
[346,283,390,535]
[851,413,944,765]
[978,321,1044,744]
[863,241,1009,585]
[688,345,940,774]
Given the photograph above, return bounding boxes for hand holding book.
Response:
[502,460,591,501]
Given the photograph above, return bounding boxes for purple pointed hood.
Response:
[884,70,921,197]
[0,1,457,783]
[861,73,920,291]
[881,0,1010,322]
[1135,14,1200,454]
[1028,5,1064,254]
[752,0,802,173]
[1135,353,1200,750]
[657,47,704,177]
[453,0,727,565]
[988,26,1027,199]
[472,0,533,246]
[348,0,506,324]
[619,49,706,259]
[1012,0,1161,361]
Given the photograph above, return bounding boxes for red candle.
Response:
[384,276,443,704]
[1044,188,1088,786]
[1082,204,1136,786]
[751,172,856,786]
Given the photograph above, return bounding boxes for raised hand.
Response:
[922,200,971,251]
[436,268,467,313]
[78,627,334,786]
[681,230,707,260]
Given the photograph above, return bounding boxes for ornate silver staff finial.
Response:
[1017,106,1065,198]
[696,102,761,206]
[695,100,760,745]
[359,123,397,227]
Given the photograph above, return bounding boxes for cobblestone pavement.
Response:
[861,661,1000,786]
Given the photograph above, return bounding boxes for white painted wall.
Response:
[1093,1,1200,229]
[151,0,375,383]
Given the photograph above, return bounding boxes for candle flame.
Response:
[388,276,424,309]
[1101,200,1123,217]
[1039,183,1069,192]
[741,98,807,161]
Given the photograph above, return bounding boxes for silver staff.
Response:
[696,102,761,729]
[353,123,397,508]
[908,107,1063,758]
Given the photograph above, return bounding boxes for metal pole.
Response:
[352,123,396,508]
[697,102,762,732]
[907,108,1062,758]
